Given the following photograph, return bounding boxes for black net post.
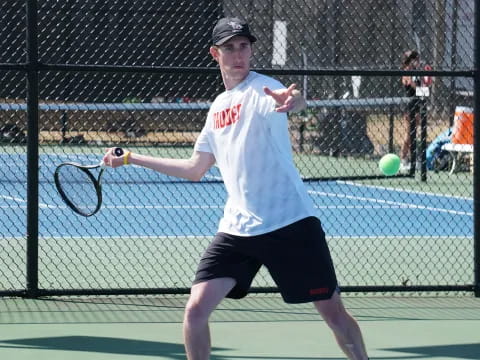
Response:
[474,0,480,298]
[26,0,39,298]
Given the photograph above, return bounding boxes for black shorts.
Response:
[193,216,338,303]
[407,97,426,117]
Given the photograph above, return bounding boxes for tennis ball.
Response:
[379,154,400,176]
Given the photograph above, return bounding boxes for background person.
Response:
[400,50,432,171]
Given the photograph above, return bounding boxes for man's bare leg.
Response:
[314,292,368,360]
[183,278,236,360]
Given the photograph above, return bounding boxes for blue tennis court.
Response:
[0,153,473,239]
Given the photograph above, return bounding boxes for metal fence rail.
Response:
[0,0,478,297]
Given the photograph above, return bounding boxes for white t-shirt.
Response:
[194,71,316,236]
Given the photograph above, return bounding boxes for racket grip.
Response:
[114,147,124,157]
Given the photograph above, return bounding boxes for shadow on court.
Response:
[1,296,479,360]
[0,336,227,359]
[385,343,480,359]
[1,336,479,359]
[0,336,335,359]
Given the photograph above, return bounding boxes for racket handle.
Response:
[114,147,124,156]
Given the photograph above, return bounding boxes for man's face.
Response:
[409,58,420,69]
[211,36,252,81]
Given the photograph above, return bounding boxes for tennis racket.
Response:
[54,147,124,217]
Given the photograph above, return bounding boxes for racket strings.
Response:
[56,164,100,215]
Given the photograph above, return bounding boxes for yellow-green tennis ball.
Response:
[379,154,400,176]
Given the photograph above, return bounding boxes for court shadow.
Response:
[0,336,229,359]
[385,343,480,359]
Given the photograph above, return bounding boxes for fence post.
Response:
[474,0,480,298]
[25,0,39,298]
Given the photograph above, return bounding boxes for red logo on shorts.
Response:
[309,287,329,295]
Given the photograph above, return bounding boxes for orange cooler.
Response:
[452,106,474,144]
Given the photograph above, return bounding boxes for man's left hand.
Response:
[264,84,307,113]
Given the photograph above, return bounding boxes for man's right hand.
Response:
[103,147,127,168]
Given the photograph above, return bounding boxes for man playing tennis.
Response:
[103,17,369,360]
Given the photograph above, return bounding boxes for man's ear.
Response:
[210,46,219,62]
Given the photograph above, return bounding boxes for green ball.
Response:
[379,154,400,176]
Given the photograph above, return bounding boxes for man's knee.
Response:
[184,299,211,325]
[184,278,236,327]
[314,294,349,330]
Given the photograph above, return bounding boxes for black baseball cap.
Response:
[212,17,257,46]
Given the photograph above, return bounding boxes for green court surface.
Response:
[1,294,479,360]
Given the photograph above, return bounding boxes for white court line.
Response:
[1,199,472,215]
[315,205,432,209]
[102,204,223,209]
[0,204,223,210]
[307,190,473,216]
[1,204,69,209]
[0,204,430,211]
[327,235,472,239]
[1,235,209,241]
[3,201,473,217]
[337,180,473,201]
[0,194,27,203]
[1,234,471,242]
[0,194,52,208]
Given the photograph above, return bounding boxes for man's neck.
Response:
[222,71,250,90]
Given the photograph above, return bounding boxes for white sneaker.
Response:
[399,160,410,173]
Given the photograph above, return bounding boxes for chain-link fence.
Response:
[0,0,478,297]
